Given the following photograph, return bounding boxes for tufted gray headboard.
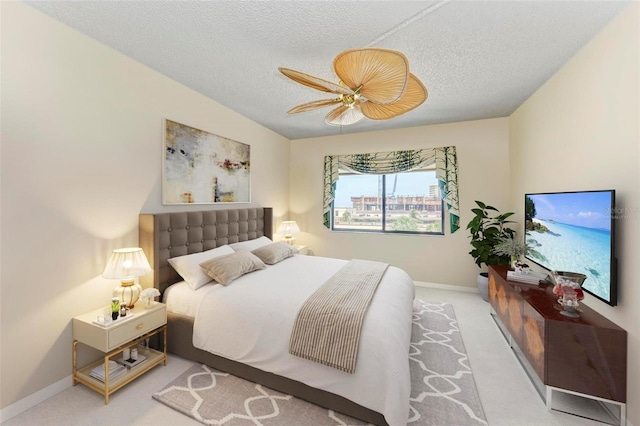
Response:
[139,207,273,295]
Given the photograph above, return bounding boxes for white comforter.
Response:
[193,254,415,426]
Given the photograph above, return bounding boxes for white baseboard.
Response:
[0,374,72,423]
[414,281,479,293]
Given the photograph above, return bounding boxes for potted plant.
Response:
[466,201,516,301]
[492,235,531,268]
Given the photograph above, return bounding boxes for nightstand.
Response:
[72,302,167,403]
[294,245,309,255]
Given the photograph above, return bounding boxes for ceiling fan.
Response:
[278,48,427,126]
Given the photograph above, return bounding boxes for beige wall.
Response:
[0,2,290,410]
[290,118,511,287]
[510,3,639,423]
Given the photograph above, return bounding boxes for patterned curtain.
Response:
[322,147,460,233]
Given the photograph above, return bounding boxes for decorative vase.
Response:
[551,271,586,301]
[144,298,154,309]
[113,281,142,309]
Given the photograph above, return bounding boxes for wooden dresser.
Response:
[488,265,627,424]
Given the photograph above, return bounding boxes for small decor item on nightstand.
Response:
[110,298,120,321]
[140,288,161,309]
[116,346,148,369]
[140,338,150,355]
[97,306,113,325]
[102,247,152,308]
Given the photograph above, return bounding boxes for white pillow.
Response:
[229,236,273,252]
[168,245,235,290]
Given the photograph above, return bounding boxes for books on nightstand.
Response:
[507,270,548,285]
[90,361,126,382]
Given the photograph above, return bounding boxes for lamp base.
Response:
[282,236,295,245]
[114,280,142,309]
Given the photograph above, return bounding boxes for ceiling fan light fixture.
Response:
[339,88,361,108]
[325,105,365,126]
[279,47,427,126]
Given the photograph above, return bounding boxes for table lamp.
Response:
[102,247,152,308]
[277,221,300,245]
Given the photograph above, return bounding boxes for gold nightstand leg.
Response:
[163,326,168,366]
[72,340,78,386]
[104,354,110,404]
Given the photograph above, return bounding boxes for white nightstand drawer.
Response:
[73,303,167,352]
[108,308,165,349]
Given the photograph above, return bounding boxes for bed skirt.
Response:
[166,312,388,426]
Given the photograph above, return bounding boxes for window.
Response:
[332,168,444,234]
[323,147,460,234]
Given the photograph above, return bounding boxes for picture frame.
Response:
[162,119,251,204]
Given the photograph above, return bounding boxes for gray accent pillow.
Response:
[252,242,298,265]
[199,251,266,285]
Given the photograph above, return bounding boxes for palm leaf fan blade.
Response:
[325,104,365,126]
[287,98,341,114]
[333,48,409,104]
[278,68,352,95]
[360,73,427,120]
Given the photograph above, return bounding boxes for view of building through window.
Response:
[332,170,444,234]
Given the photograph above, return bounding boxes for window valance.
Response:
[323,146,459,233]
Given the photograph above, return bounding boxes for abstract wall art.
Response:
[163,119,250,204]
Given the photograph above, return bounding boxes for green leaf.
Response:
[496,212,515,221]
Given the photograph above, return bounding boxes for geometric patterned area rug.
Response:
[409,299,487,425]
[153,299,487,425]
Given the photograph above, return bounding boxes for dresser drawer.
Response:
[108,308,165,350]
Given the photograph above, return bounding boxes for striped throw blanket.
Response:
[289,259,389,373]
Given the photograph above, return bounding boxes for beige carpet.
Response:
[153,299,487,425]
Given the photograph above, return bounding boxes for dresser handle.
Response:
[136,323,144,329]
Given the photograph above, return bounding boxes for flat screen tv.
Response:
[524,190,617,306]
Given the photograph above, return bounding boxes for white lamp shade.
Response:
[277,221,300,237]
[102,247,152,280]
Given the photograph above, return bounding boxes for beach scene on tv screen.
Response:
[525,192,612,302]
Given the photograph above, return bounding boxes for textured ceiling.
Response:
[25,0,630,140]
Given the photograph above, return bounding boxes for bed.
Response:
[139,207,414,425]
